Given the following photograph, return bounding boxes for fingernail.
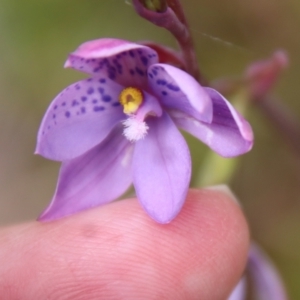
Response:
[205,184,241,206]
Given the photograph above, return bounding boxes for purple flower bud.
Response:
[245,50,289,99]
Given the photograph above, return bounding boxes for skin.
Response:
[0,188,249,300]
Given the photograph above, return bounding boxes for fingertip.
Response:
[0,188,249,300]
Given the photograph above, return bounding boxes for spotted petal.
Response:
[171,88,253,157]
[65,38,159,89]
[39,126,133,221]
[132,112,191,223]
[36,77,125,161]
[147,63,213,123]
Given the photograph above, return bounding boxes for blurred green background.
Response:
[0,0,299,298]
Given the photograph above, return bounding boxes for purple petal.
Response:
[65,38,158,89]
[170,88,253,157]
[132,112,191,223]
[147,63,213,123]
[248,245,288,300]
[227,277,246,300]
[38,126,133,221]
[36,78,125,161]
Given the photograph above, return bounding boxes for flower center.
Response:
[119,87,143,114]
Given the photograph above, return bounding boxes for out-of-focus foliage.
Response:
[0,0,300,298]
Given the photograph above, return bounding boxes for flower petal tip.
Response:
[242,120,254,142]
[145,207,179,224]
[64,58,72,68]
[138,191,188,225]
[151,216,174,224]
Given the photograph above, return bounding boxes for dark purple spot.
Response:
[117,65,123,74]
[98,87,104,94]
[61,102,66,106]
[81,107,86,114]
[162,91,168,96]
[99,78,106,83]
[92,99,98,104]
[152,69,158,76]
[129,50,135,57]
[65,111,71,118]
[141,56,148,66]
[138,50,143,55]
[87,87,94,95]
[108,72,116,80]
[52,114,56,119]
[130,69,135,75]
[75,84,81,90]
[166,83,180,92]
[102,95,112,102]
[157,79,166,85]
[72,99,79,106]
[135,67,144,76]
[81,96,87,102]
[148,73,153,79]
[109,65,116,72]
[122,52,127,56]
[87,78,93,82]
[112,102,121,107]
[93,67,101,73]
[54,105,58,110]
[79,66,84,69]
[91,59,96,62]
[116,54,122,59]
[86,59,91,63]
[94,106,105,112]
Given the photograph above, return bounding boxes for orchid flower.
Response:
[36,38,253,223]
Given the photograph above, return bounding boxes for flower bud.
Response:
[245,50,288,99]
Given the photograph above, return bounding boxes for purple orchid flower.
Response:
[36,38,253,223]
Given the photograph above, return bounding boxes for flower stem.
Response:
[165,0,205,84]
[165,0,187,27]
[176,24,203,83]
[255,95,300,155]
[133,0,206,84]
